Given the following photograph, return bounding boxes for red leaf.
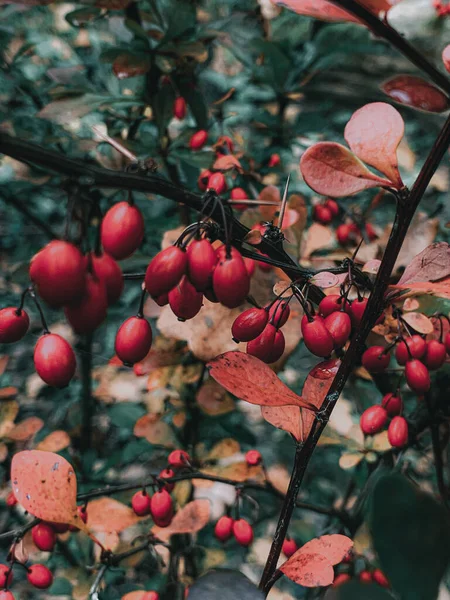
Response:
[261,405,302,441]
[207,351,316,410]
[300,359,340,440]
[382,75,449,114]
[443,45,450,74]
[391,277,450,300]
[344,102,404,188]
[213,155,243,172]
[272,0,399,23]
[11,450,83,529]
[152,499,210,540]
[112,54,151,80]
[299,534,353,565]
[300,143,392,198]
[398,243,450,285]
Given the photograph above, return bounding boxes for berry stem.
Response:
[29,291,49,334]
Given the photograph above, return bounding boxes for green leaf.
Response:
[48,577,73,595]
[187,570,264,600]
[152,81,177,135]
[109,404,146,430]
[174,76,209,129]
[324,581,394,599]
[369,474,450,600]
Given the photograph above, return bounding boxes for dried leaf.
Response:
[344,102,404,188]
[207,351,316,410]
[37,94,106,124]
[213,154,243,172]
[398,243,450,285]
[7,417,44,442]
[362,259,381,274]
[205,438,240,460]
[273,281,294,297]
[392,278,450,300]
[133,414,177,447]
[339,452,364,470]
[261,405,302,441]
[301,222,334,259]
[402,312,434,334]
[152,499,210,541]
[35,431,71,453]
[0,386,18,399]
[112,53,151,80]
[196,378,235,416]
[87,497,141,533]
[0,400,19,438]
[11,451,83,529]
[391,214,438,271]
[382,75,450,113]
[300,142,392,198]
[310,272,340,289]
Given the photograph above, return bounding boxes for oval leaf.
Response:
[300,143,392,198]
[310,272,340,289]
[344,103,404,188]
[35,430,71,453]
[398,242,450,285]
[152,499,210,540]
[7,417,44,441]
[112,53,151,80]
[11,450,81,528]
[207,351,316,410]
[87,497,142,533]
[272,0,398,22]
[401,312,434,334]
[261,405,302,441]
[299,534,354,565]
[382,75,449,114]
[280,552,334,587]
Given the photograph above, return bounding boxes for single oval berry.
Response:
[395,335,426,365]
[372,569,390,588]
[101,202,145,260]
[245,450,262,466]
[88,252,123,305]
[336,223,359,246]
[27,564,53,589]
[360,405,388,435]
[359,570,373,584]
[0,591,14,600]
[233,519,254,547]
[365,222,378,241]
[64,274,108,334]
[423,340,447,370]
[150,489,174,527]
[208,172,227,195]
[232,308,268,343]
[132,491,151,516]
[159,468,175,493]
[115,316,153,366]
[268,153,280,167]
[282,537,298,558]
[213,248,250,309]
[405,359,430,394]
[187,239,217,292]
[268,300,290,328]
[168,449,190,468]
[271,329,286,363]
[313,204,332,224]
[324,311,352,348]
[319,294,345,318]
[362,346,390,373]
[32,522,56,552]
[30,240,86,308]
[230,187,248,210]
[189,130,208,150]
[6,491,17,507]
[247,324,276,364]
[381,392,403,417]
[0,564,13,588]
[145,246,187,298]
[168,276,203,321]
[214,515,234,542]
[333,573,351,588]
[34,333,76,388]
[173,96,187,120]
[0,307,30,343]
[198,169,212,192]
[324,198,339,217]
[301,315,334,358]
[388,416,409,448]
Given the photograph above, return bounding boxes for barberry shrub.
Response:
[0,1,449,600]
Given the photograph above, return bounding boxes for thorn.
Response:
[92,126,137,162]
[278,173,291,231]
[351,237,364,261]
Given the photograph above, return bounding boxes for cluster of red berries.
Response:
[360,392,408,448]
[312,198,339,225]
[333,568,389,588]
[433,0,450,16]
[0,562,54,596]
[336,221,378,247]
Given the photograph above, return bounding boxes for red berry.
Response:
[27,564,53,589]
[173,96,187,120]
[213,248,250,308]
[159,468,175,493]
[381,392,403,417]
[365,222,378,241]
[333,573,351,588]
[168,276,203,321]
[154,293,169,307]
[301,315,334,358]
[32,522,56,551]
[30,240,86,308]
[347,298,383,327]
[232,308,268,343]
[150,489,174,527]
[360,570,373,584]
[445,332,450,355]
[204,287,219,303]
[115,316,152,365]
[189,130,208,150]
[268,153,280,167]
[243,257,256,278]
[0,591,14,600]
[88,252,123,305]
[0,564,13,588]
[6,492,17,507]
[208,172,227,194]
[64,274,108,334]
[168,450,190,468]
[245,450,262,466]
[101,202,145,260]
[372,569,390,588]
[145,246,188,298]
[395,335,426,365]
[319,294,345,318]
[360,405,388,435]
[405,359,430,394]
[313,204,333,224]
[34,333,76,388]
[214,515,234,542]
[216,135,234,154]
[198,169,212,192]
[187,239,217,292]
[336,223,359,246]
[324,311,352,348]
[388,416,408,448]
[362,346,390,373]
[423,340,447,370]
[324,198,339,217]
[282,537,298,558]
[233,519,254,546]
[0,307,30,343]
[272,329,286,363]
[142,592,160,600]
[247,324,277,363]
[132,491,151,516]
[230,187,248,210]
[268,300,290,328]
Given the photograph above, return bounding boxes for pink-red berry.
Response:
[0,307,30,343]
[101,202,145,260]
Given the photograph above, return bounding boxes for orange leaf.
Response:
[0,386,18,399]
[280,552,334,587]
[344,102,404,188]
[87,497,142,533]
[8,417,44,442]
[11,450,82,528]
[261,405,302,441]
[152,499,210,541]
[133,414,177,447]
[401,312,434,335]
[122,593,147,600]
[300,143,392,198]
[382,75,449,114]
[213,154,243,172]
[299,534,353,564]
[35,431,71,453]
[207,351,316,410]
